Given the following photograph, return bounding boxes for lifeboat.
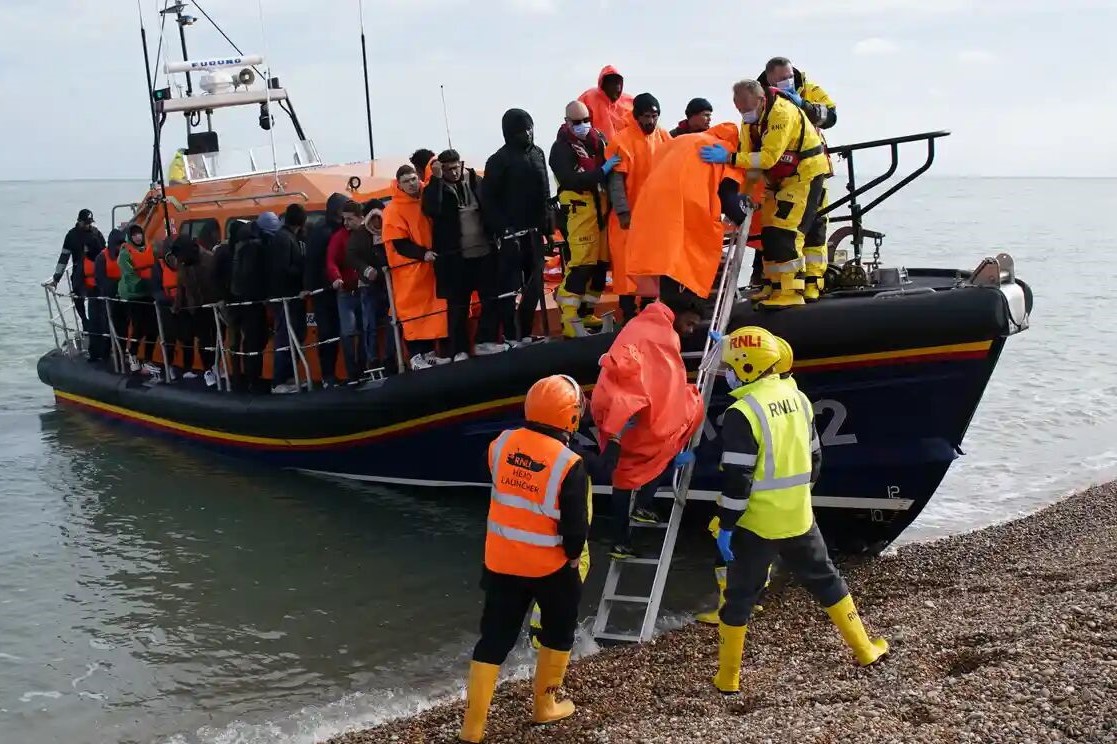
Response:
[36,8,1032,556]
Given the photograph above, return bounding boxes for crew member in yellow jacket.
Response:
[758,57,838,301]
[700,80,831,308]
[710,327,888,694]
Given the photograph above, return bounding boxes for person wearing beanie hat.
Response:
[256,211,282,236]
[604,91,671,324]
[670,97,714,137]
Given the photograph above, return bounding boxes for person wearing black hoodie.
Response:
[481,109,553,346]
[305,193,347,385]
[94,229,129,368]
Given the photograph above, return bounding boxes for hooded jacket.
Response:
[481,109,551,235]
[383,182,448,342]
[578,65,635,144]
[55,223,106,286]
[267,223,305,299]
[757,67,837,130]
[305,193,348,291]
[589,302,704,490]
[95,229,126,298]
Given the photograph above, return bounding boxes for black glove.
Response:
[599,438,621,479]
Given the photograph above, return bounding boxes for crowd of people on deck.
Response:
[49,57,837,393]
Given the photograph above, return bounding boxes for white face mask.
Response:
[571,122,592,139]
[741,109,759,125]
[776,77,795,92]
[725,368,743,390]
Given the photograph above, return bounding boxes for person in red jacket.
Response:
[326,200,366,381]
[590,292,706,558]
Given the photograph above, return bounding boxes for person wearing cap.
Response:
[481,108,553,346]
[577,65,634,144]
[605,92,671,323]
[52,208,106,333]
[458,375,591,742]
[670,98,714,137]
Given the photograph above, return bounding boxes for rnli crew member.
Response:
[590,293,706,558]
[696,334,793,625]
[758,57,837,301]
[481,109,552,345]
[95,229,128,366]
[577,65,634,144]
[152,241,183,378]
[118,224,160,375]
[548,100,622,338]
[700,80,830,308]
[459,375,591,743]
[606,93,672,322]
[669,98,714,137]
[383,165,451,370]
[51,208,105,331]
[711,327,888,693]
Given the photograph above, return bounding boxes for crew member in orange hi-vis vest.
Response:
[458,375,592,743]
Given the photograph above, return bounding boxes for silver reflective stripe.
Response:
[490,488,562,519]
[546,447,577,510]
[490,430,513,473]
[810,435,821,453]
[804,254,828,265]
[769,257,805,273]
[718,495,749,510]
[488,520,563,547]
[798,392,819,452]
[721,451,758,467]
[741,393,812,493]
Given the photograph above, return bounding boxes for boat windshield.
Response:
[179,140,322,183]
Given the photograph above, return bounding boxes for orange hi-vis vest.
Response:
[485,427,579,578]
[82,257,97,290]
[159,257,178,301]
[125,243,154,280]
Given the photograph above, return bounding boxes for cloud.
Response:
[506,0,556,12]
[853,37,901,56]
[775,0,969,19]
[957,49,998,63]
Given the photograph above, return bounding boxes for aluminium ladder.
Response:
[591,203,756,644]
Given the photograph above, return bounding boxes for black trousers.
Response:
[86,294,108,361]
[237,304,269,392]
[497,233,544,341]
[721,521,848,626]
[127,298,157,361]
[187,309,217,371]
[447,254,499,355]
[611,465,672,545]
[473,564,582,664]
[314,289,341,381]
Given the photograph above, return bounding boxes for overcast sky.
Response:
[1,0,1113,181]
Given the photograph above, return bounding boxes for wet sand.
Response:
[326,482,1117,743]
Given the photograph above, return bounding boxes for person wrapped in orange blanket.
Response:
[589,293,706,558]
[624,122,759,301]
[383,164,450,371]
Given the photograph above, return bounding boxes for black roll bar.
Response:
[818,130,950,263]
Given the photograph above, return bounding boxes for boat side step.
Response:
[603,594,652,604]
[630,520,669,529]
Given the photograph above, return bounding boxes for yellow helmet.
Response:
[774,335,793,376]
[722,326,781,387]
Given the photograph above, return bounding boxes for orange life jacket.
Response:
[82,257,97,290]
[159,257,178,301]
[102,249,122,282]
[485,427,579,578]
[124,243,154,280]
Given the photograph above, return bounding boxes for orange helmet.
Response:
[524,374,585,433]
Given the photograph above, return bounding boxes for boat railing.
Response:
[819,130,951,267]
[180,140,322,183]
[40,227,560,392]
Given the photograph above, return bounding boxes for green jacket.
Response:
[117,244,152,300]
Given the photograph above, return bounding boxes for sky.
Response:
[0,0,1114,181]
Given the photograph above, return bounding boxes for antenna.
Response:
[256,0,281,191]
[359,0,375,160]
[137,0,174,240]
[440,84,453,149]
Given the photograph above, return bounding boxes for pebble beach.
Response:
[327,482,1117,744]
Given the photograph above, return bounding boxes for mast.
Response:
[138,1,174,239]
[359,0,375,160]
[161,2,197,138]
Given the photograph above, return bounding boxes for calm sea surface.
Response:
[1,177,1114,743]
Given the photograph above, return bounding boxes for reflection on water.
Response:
[2,178,1116,743]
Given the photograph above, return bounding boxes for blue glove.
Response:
[699,144,731,165]
[602,154,621,175]
[716,529,735,563]
[674,450,695,468]
[709,330,724,343]
[784,89,804,107]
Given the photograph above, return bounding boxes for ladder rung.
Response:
[612,557,659,566]
[593,631,641,643]
[604,593,651,604]
[630,520,668,529]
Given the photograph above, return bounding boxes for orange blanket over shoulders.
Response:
[383,183,448,342]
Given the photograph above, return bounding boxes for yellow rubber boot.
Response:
[578,294,604,329]
[459,661,500,742]
[532,647,576,724]
[825,594,889,666]
[803,276,822,302]
[803,245,827,302]
[758,272,805,309]
[712,623,747,694]
[696,566,727,625]
[558,298,587,339]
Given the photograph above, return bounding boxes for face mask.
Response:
[776,77,795,92]
[725,368,743,390]
[571,122,591,139]
[742,109,759,125]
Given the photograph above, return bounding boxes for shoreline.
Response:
[327,483,1117,743]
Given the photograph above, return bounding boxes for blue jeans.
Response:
[336,290,365,380]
